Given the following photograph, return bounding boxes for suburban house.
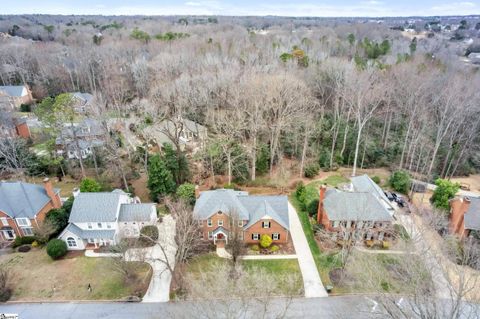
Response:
[350,174,396,215]
[59,189,157,250]
[193,189,290,246]
[0,179,62,241]
[0,112,36,139]
[317,185,394,241]
[0,85,34,110]
[55,118,106,159]
[71,92,94,113]
[449,196,480,238]
[143,118,208,152]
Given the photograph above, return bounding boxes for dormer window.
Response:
[262,221,271,229]
[217,211,223,215]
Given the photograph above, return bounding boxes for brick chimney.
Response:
[317,184,327,224]
[449,197,470,237]
[43,178,62,208]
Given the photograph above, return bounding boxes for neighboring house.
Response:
[350,174,396,215]
[193,189,290,246]
[449,196,480,238]
[0,85,33,110]
[55,118,106,159]
[143,118,208,151]
[0,179,62,241]
[468,53,480,65]
[71,92,94,113]
[317,185,394,241]
[0,113,32,139]
[58,189,157,250]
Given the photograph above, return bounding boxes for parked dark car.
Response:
[395,195,406,208]
[384,191,395,201]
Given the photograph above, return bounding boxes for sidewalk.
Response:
[288,202,328,298]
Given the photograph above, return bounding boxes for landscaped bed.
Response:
[0,249,152,301]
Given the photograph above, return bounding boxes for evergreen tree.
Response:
[161,143,190,185]
[147,154,176,202]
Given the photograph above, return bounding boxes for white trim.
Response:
[0,217,8,226]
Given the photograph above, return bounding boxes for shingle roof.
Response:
[0,85,27,97]
[63,223,115,239]
[194,189,289,230]
[69,193,123,223]
[351,174,395,211]
[465,197,480,231]
[72,92,93,104]
[324,189,393,222]
[0,181,60,218]
[119,203,155,222]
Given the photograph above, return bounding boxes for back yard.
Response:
[0,249,151,301]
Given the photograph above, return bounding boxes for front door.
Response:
[3,230,15,240]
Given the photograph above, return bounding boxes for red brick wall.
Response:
[15,122,31,138]
[450,198,469,238]
[244,219,288,244]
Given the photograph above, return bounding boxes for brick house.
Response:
[449,196,480,238]
[193,189,289,246]
[0,179,62,241]
[317,185,393,241]
[0,85,34,110]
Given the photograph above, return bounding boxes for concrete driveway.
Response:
[288,202,328,298]
[127,215,177,303]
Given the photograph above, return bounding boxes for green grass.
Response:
[394,224,411,240]
[308,175,350,188]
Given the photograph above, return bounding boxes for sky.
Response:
[2,0,479,17]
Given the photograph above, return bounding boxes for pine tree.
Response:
[147,154,176,202]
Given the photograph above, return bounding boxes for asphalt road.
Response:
[0,295,382,319]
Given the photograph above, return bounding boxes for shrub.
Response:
[295,182,306,199]
[46,239,67,260]
[79,178,102,192]
[269,245,279,252]
[17,245,31,253]
[304,163,320,178]
[389,170,411,194]
[431,179,460,211]
[380,280,391,292]
[32,241,39,247]
[306,198,319,217]
[371,176,381,184]
[140,225,159,242]
[250,244,260,251]
[13,236,36,248]
[259,234,272,248]
[20,104,31,112]
[365,240,374,247]
[0,269,11,302]
[382,241,390,249]
[176,183,196,205]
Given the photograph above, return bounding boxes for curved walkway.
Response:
[288,202,328,298]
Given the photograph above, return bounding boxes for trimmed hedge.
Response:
[13,236,36,248]
[46,239,67,260]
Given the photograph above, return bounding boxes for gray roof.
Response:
[0,85,27,97]
[465,197,480,231]
[324,189,393,222]
[63,223,115,239]
[119,203,155,222]
[0,181,60,218]
[351,174,395,210]
[69,192,123,223]
[194,189,289,230]
[72,92,93,104]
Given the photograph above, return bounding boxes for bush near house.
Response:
[176,183,196,205]
[46,239,68,260]
[389,170,411,194]
[0,269,11,302]
[431,179,460,211]
[304,163,320,178]
[79,178,102,192]
[260,234,272,248]
[371,176,381,184]
[139,225,159,245]
[13,236,36,248]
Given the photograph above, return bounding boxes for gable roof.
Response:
[60,223,115,239]
[323,189,393,222]
[465,197,480,231]
[351,174,395,211]
[194,189,289,230]
[69,192,124,223]
[0,85,27,97]
[119,203,155,222]
[72,92,93,105]
[0,181,60,219]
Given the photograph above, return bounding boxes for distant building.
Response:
[449,196,480,238]
[55,118,106,159]
[71,92,94,113]
[0,85,33,110]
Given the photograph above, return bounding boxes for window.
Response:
[88,223,92,229]
[97,223,102,228]
[0,217,8,226]
[88,238,95,243]
[272,233,280,240]
[262,221,270,229]
[133,228,139,236]
[22,227,33,236]
[252,233,260,240]
[208,231,213,240]
[218,219,224,227]
[347,221,352,229]
[16,218,30,227]
[238,220,243,227]
[333,221,339,228]
[106,223,111,229]
[217,211,223,215]
[207,219,212,227]
[198,220,203,226]
[66,237,77,247]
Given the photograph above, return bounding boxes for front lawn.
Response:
[0,249,151,301]
[308,174,350,188]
